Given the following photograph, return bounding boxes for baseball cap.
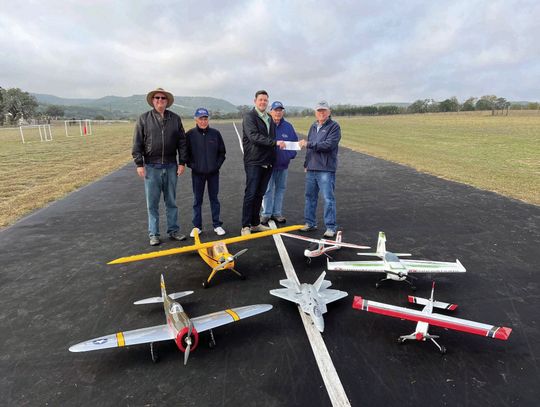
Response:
[314,100,330,110]
[194,107,209,118]
[270,101,285,111]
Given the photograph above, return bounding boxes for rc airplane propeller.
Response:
[270,271,348,332]
[109,225,303,288]
[280,231,370,263]
[327,231,466,290]
[352,282,512,354]
[69,275,272,364]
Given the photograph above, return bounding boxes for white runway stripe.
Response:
[270,221,351,407]
[232,121,243,154]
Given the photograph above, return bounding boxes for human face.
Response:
[315,108,330,124]
[152,93,168,113]
[254,94,269,112]
[195,116,209,129]
[270,108,284,123]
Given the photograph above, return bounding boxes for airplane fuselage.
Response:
[382,252,408,280]
[298,284,328,332]
[198,242,235,270]
[162,290,197,351]
[304,243,339,258]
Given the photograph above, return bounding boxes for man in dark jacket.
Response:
[241,90,285,235]
[298,100,341,238]
[132,87,188,246]
[186,108,226,237]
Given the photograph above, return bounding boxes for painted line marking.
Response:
[232,121,244,153]
[270,221,351,407]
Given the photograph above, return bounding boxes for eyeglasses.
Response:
[153,96,168,100]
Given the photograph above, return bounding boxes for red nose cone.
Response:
[175,327,199,352]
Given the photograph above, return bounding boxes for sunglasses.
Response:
[153,96,168,100]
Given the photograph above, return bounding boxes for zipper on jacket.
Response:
[161,127,165,164]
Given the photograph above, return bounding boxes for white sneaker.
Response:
[241,226,251,236]
[214,226,226,236]
[251,224,271,232]
[190,228,202,238]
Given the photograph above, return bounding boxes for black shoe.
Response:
[169,232,186,241]
[272,215,286,223]
[260,216,270,225]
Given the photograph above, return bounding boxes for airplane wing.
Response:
[327,259,386,272]
[401,259,466,273]
[108,225,303,265]
[69,324,174,352]
[352,296,511,340]
[319,288,348,304]
[281,233,370,249]
[269,288,302,305]
[190,304,272,333]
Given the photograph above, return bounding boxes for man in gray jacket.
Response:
[132,87,188,246]
[298,101,341,238]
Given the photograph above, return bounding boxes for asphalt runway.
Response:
[1,123,539,407]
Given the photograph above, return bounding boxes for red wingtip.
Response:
[448,304,458,311]
[352,296,364,310]
[494,327,512,340]
[407,295,415,304]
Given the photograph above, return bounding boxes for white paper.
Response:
[283,141,301,151]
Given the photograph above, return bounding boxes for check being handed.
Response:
[282,141,301,151]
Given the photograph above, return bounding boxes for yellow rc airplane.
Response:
[109,225,303,288]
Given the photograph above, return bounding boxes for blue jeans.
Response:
[262,169,288,217]
[144,164,179,237]
[304,170,337,231]
[192,172,222,229]
[242,165,273,227]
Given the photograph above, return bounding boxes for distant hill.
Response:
[32,93,239,119]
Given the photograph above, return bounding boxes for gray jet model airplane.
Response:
[270,271,348,332]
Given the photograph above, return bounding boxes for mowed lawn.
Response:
[290,111,540,206]
[0,123,135,227]
[0,112,538,228]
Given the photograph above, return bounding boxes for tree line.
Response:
[0,87,65,125]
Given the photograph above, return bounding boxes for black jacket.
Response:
[186,126,226,175]
[132,109,187,167]
[241,108,276,166]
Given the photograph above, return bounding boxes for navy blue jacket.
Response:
[274,118,298,170]
[242,108,276,166]
[304,117,341,172]
[186,126,226,175]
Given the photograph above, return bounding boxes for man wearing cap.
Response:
[298,101,341,238]
[132,87,188,246]
[241,90,286,235]
[185,108,226,237]
[260,101,298,224]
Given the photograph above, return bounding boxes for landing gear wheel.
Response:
[208,330,216,349]
[150,342,159,363]
[440,346,447,355]
[202,280,210,288]
[397,338,405,344]
[375,283,380,289]
[306,257,312,265]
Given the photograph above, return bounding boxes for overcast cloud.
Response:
[1,0,539,106]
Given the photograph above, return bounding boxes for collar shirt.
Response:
[256,108,270,133]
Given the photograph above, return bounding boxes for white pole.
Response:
[79,120,83,136]
[19,126,25,144]
[65,121,68,137]
[38,125,44,142]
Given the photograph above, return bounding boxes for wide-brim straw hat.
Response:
[146,87,174,108]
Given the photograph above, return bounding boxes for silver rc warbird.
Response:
[270,271,348,332]
[69,275,272,364]
[327,232,466,290]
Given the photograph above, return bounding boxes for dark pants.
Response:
[192,172,222,229]
[242,165,273,227]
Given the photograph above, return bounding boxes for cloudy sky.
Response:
[1,0,539,106]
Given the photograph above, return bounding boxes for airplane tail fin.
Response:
[133,274,193,305]
[313,271,327,291]
[335,231,342,243]
[376,231,386,256]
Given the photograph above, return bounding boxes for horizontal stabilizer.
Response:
[279,278,301,292]
[134,291,193,305]
[407,295,457,311]
[357,252,411,257]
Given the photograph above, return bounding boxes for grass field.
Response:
[0,112,538,228]
[289,111,540,206]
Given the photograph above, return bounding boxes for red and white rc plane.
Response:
[352,282,512,354]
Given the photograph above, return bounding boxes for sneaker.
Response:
[189,228,202,238]
[272,215,286,223]
[300,224,317,232]
[149,236,161,246]
[323,229,336,238]
[251,224,271,232]
[214,226,226,236]
[241,226,251,236]
[169,232,186,241]
[260,216,270,224]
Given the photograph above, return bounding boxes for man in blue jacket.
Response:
[261,101,298,224]
[298,101,341,238]
[186,108,226,236]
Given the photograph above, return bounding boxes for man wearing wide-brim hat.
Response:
[132,87,188,246]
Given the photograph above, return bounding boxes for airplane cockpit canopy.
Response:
[169,303,183,314]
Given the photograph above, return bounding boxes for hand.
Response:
[298,139,307,148]
[177,165,185,175]
[276,140,286,149]
[136,166,145,178]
